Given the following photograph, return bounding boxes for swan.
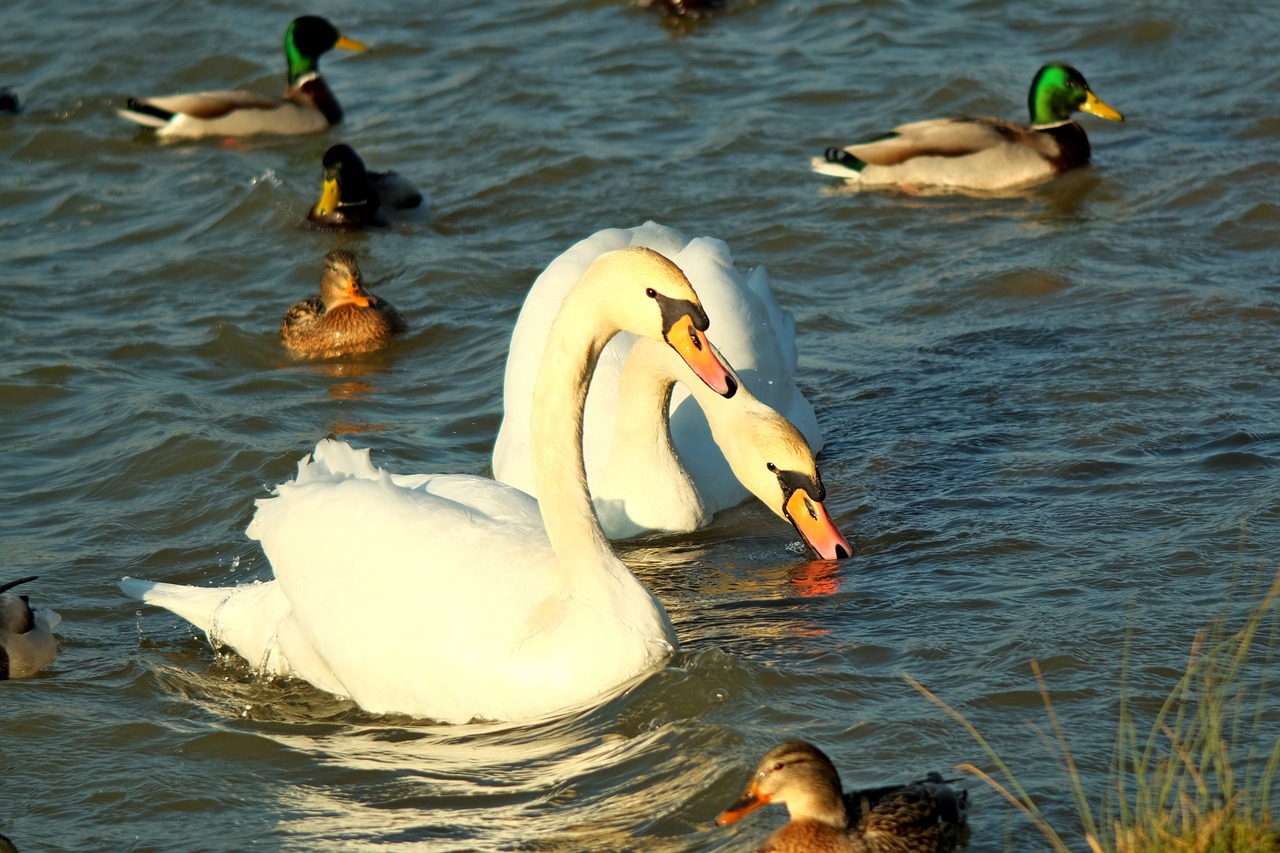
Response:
[492,223,840,550]
[589,335,850,558]
[121,247,737,723]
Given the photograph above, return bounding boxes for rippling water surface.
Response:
[3,0,1279,849]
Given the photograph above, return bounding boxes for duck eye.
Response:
[772,762,785,772]
[645,287,657,298]
[767,462,779,473]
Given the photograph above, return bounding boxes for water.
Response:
[3,0,1279,849]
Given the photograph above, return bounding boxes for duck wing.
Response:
[838,116,1035,165]
[846,773,969,851]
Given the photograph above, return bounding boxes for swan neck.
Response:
[614,341,680,457]
[531,290,617,572]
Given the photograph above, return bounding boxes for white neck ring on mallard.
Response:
[1030,118,1073,130]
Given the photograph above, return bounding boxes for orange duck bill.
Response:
[716,782,770,825]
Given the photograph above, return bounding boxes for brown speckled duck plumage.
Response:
[717,741,969,853]
[280,250,406,358]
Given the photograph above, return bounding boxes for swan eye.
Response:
[767,462,779,473]
[645,287,657,298]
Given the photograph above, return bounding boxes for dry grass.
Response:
[909,565,1280,853]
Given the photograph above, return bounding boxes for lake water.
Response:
[3,0,1279,849]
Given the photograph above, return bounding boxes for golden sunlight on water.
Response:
[3,0,1279,850]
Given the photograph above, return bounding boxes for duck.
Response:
[1,576,62,680]
[118,16,368,139]
[717,742,970,853]
[492,223,839,548]
[120,247,738,724]
[280,249,406,358]
[307,144,425,228]
[640,0,727,18]
[812,63,1123,192]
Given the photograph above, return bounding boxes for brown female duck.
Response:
[280,250,406,357]
[717,741,969,853]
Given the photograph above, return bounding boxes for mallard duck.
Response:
[118,16,368,139]
[280,249,406,357]
[813,63,1123,192]
[121,248,738,724]
[307,144,424,228]
[717,741,969,853]
[1,576,61,680]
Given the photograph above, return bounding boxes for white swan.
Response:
[590,335,851,558]
[492,223,843,552]
[121,247,737,723]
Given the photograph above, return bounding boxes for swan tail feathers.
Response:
[120,577,290,673]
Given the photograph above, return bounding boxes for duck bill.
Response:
[1081,90,1123,121]
[716,786,770,826]
[346,282,372,308]
[335,35,370,53]
[313,177,340,217]
[786,489,852,560]
[665,316,737,398]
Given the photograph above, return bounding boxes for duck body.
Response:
[119,16,367,139]
[493,222,823,540]
[307,144,424,228]
[718,742,969,853]
[122,247,737,724]
[280,249,406,358]
[0,576,61,680]
[813,63,1122,192]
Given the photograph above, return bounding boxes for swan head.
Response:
[720,414,851,561]
[583,247,737,398]
[317,249,372,309]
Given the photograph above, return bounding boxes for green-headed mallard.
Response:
[119,16,368,139]
[717,741,970,853]
[1,576,61,680]
[813,63,1123,192]
[280,249,406,357]
[307,144,424,229]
